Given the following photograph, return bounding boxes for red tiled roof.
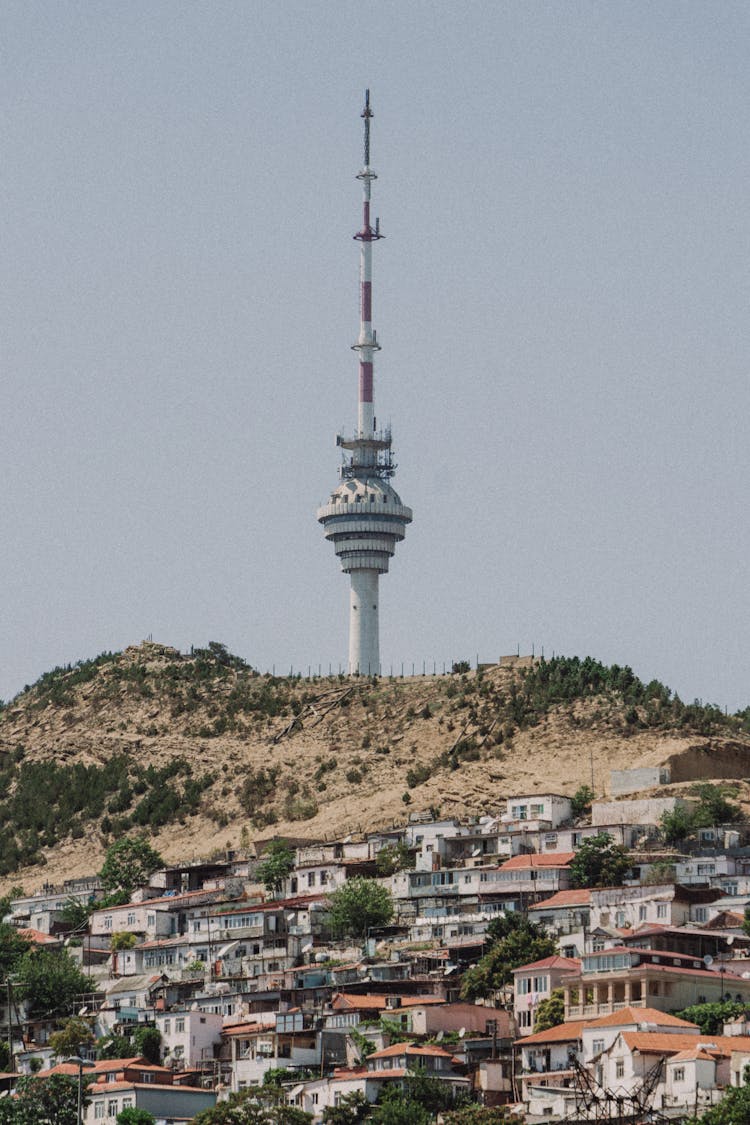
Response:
[18,928,59,945]
[332,993,444,1011]
[529,889,592,910]
[513,955,580,974]
[368,1043,454,1060]
[622,1032,750,1058]
[519,1021,587,1045]
[587,1008,697,1029]
[500,852,575,870]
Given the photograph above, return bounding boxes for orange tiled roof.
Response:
[368,1042,455,1060]
[500,852,576,870]
[519,1021,587,1045]
[622,1032,750,1058]
[332,993,444,1011]
[513,955,580,974]
[529,889,592,909]
[588,1008,698,1029]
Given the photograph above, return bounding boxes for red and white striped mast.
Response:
[353,88,380,452]
[317,91,412,675]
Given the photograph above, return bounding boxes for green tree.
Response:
[111,931,137,951]
[15,947,92,1019]
[692,783,741,824]
[569,832,630,889]
[534,987,565,1033]
[117,1111,157,1125]
[370,1093,431,1125]
[60,897,91,933]
[193,1087,312,1123]
[660,805,698,845]
[48,1015,95,1059]
[461,915,556,1001]
[0,922,30,977]
[684,1080,750,1125]
[133,1025,161,1065]
[97,1032,134,1059]
[100,837,164,896]
[570,785,594,819]
[4,1073,88,1124]
[327,878,393,939]
[256,841,296,896]
[676,1000,748,1036]
[321,1092,370,1123]
[375,842,414,876]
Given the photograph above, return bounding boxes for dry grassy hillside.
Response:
[1,642,749,894]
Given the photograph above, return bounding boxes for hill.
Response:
[1,642,750,893]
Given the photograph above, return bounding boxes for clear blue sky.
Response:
[3,2,749,709]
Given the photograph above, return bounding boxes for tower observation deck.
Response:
[317,92,412,675]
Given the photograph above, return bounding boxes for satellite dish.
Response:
[703,955,714,968]
[191,1001,199,1010]
[741,972,750,980]
[458,1028,466,1039]
[436,1031,444,1042]
[727,936,736,946]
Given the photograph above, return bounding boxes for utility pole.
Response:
[6,977,12,1070]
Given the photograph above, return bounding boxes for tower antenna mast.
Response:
[317,92,412,675]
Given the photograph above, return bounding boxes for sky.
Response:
[3,2,750,710]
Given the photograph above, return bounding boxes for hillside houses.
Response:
[4,786,750,1121]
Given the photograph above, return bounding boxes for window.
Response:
[511,806,528,820]
[530,804,544,818]
[616,911,625,927]
[592,1039,605,1055]
[104,916,112,930]
[164,1019,171,1033]
[657,904,668,919]
[674,1067,685,1082]
[533,976,548,993]
[694,908,708,923]
[122,1100,133,1109]
[95,1106,105,1120]
[107,1101,118,1118]
[320,870,328,884]
[615,1061,625,1079]
[127,912,136,926]
[639,906,647,921]
[307,872,316,887]
[176,1018,185,1033]
[147,914,155,927]
[518,1009,532,1028]
[517,978,531,994]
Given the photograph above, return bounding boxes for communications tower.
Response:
[317,92,412,675]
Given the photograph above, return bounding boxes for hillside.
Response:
[2,642,750,894]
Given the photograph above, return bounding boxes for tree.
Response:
[111,931,137,951]
[461,914,556,1001]
[327,878,393,939]
[60,897,91,933]
[569,832,631,889]
[676,1001,748,1036]
[375,842,414,876]
[48,1016,95,1059]
[193,1087,313,1123]
[133,1025,161,1065]
[99,837,164,895]
[15,947,92,1019]
[117,1111,156,1125]
[3,1073,87,1124]
[660,805,696,845]
[321,1092,370,1123]
[684,1080,750,1125]
[534,987,565,1033]
[256,841,295,896]
[370,1094,431,1125]
[0,922,30,977]
[570,785,594,819]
